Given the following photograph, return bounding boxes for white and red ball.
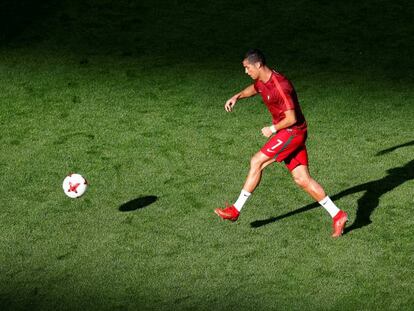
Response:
[62,173,88,198]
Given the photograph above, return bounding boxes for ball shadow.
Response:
[119,195,158,212]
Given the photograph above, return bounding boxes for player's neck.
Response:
[258,66,273,83]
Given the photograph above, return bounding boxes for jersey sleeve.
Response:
[273,76,295,111]
[282,87,295,111]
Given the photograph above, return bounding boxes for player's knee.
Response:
[293,175,310,188]
[250,157,260,170]
[250,154,264,171]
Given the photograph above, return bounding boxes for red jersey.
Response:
[254,70,307,132]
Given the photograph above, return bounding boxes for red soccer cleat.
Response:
[214,204,240,221]
[332,210,348,238]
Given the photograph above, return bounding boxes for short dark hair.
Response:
[244,49,266,66]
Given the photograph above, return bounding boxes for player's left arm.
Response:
[261,109,297,137]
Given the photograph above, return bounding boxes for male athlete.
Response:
[214,49,348,237]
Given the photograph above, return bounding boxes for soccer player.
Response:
[214,49,348,237]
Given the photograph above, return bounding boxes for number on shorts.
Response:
[267,139,283,153]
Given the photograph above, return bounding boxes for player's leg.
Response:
[214,151,274,221]
[290,164,326,202]
[290,164,348,237]
[233,152,274,212]
[242,151,275,193]
[214,130,295,222]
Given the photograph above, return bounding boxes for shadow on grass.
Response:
[251,159,414,234]
[119,195,157,212]
[376,140,414,156]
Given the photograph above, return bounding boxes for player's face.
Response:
[243,59,260,80]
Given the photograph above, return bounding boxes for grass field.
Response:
[1,0,413,310]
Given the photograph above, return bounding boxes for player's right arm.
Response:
[225,84,257,112]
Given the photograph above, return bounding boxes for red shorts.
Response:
[260,129,308,171]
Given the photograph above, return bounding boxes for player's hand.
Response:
[225,97,237,112]
[261,126,273,138]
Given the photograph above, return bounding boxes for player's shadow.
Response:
[119,195,158,212]
[376,140,414,156]
[251,159,414,233]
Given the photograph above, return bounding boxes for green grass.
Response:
[1,0,413,310]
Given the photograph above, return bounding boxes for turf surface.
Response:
[1,0,413,310]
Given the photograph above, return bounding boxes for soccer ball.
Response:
[62,173,88,198]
